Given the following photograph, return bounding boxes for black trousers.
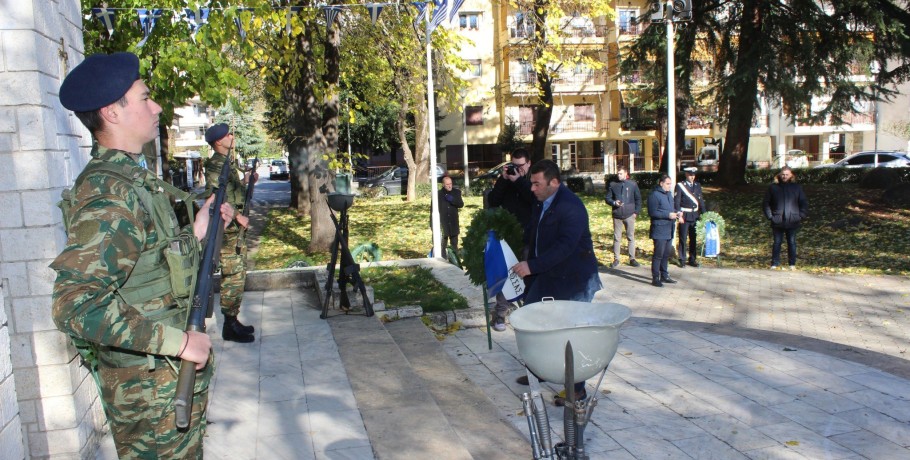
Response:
[678,220,697,263]
[652,238,673,280]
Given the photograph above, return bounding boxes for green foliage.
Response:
[696,211,726,243]
[213,105,268,160]
[496,117,524,155]
[460,208,525,287]
[361,266,468,312]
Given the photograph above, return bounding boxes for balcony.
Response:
[618,23,642,37]
[509,70,608,94]
[795,111,874,129]
[517,120,606,136]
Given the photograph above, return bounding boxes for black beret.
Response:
[205,123,230,143]
[60,52,140,112]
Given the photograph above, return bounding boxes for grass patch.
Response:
[360,266,469,313]
[252,184,910,276]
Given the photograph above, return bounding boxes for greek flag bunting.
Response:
[448,0,464,23]
[324,5,343,33]
[430,0,447,32]
[183,8,209,41]
[286,6,304,34]
[91,8,116,38]
[136,9,163,47]
[412,2,427,28]
[365,3,384,24]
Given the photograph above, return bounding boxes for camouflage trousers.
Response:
[98,356,213,459]
[219,229,247,317]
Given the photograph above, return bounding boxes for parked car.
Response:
[269,159,289,180]
[772,149,810,169]
[474,161,509,183]
[814,151,910,169]
[358,164,445,196]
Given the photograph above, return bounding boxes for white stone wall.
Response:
[0,0,105,458]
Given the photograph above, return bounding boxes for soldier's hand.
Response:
[220,203,236,228]
[178,331,212,370]
[236,214,250,229]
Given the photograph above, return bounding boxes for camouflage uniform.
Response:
[51,146,211,458]
[202,152,248,317]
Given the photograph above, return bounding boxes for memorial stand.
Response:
[321,191,374,319]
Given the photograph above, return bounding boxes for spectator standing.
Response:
[648,175,681,287]
[674,167,706,268]
[604,167,642,268]
[51,52,235,457]
[512,160,602,405]
[202,124,256,343]
[437,175,465,254]
[486,148,535,332]
[762,166,809,269]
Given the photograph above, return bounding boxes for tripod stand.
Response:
[321,195,374,319]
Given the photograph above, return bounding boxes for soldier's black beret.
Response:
[205,123,230,143]
[59,52,140,112]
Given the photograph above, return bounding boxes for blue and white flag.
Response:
[448,0,465,23]
[324,5,343,33]
[412,2,427,28]
[91,8,116,38]
[184,8,209,41]
[484,230,525,301]
[234,8,253,40]
[430,0,447,32]
[365,3,384,24]
[136,9,162,48]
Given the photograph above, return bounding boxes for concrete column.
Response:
[0,0,106,458]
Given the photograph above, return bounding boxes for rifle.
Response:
[235,157,258,254]
[174,151,232,429]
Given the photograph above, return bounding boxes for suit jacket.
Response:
[648,187,677,240]
[673,181,705,222]
[437,187,464,235]
[525,184,598,302]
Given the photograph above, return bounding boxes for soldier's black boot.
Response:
[223,315,255,343]
[233,316,255,334]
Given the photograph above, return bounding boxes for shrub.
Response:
[859,168,908,189]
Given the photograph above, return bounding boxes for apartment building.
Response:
[438,1,887,175]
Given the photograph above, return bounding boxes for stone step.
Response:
[329,315,528,459]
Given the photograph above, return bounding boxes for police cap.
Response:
[205,123,230,143]
[59,52,140,112]
[683,167,698,175]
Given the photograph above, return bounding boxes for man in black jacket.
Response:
[487,148,534,332]
[762,166,808,269]
[674,167,706,267]
[438,175,464,255]
[605,167,641,268]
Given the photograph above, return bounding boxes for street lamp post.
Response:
[462,94,470,191]
[870,61,880,167]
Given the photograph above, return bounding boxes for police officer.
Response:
[51,52,234,458]
[674,167,706,267]
[203,124,256,343]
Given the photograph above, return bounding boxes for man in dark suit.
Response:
[649,175,681,287]
[674,167,706,267]
[511,159,601,405]
[437,175,464,255]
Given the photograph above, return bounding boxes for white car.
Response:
[814,151,910,169]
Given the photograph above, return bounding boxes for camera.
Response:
[505,163,517,175]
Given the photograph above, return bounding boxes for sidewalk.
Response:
[94,263,910,459]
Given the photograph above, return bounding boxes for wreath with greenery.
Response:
[696,211,726,242]
[461,208,524,287]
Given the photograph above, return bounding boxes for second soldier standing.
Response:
[203,123,256,343]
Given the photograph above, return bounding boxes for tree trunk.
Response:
[529,0,552,164]
[158,124,171,182]
[719,0,763,186]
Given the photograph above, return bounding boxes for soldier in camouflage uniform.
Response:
[51,52,235,458]
[202,124,256,343]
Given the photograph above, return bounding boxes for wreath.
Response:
[696,211,726,242]
[351,242,382,263]
[461,208,524,287]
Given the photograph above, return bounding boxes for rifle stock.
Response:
[174,153,232,429]
[235,157,258,254]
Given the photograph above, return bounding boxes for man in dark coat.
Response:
[437,175,464,254]
[649,175,682,287]
[605,166,642,268]
[674,167,706,267]
[762,166,809,269]
[511,159,601,405]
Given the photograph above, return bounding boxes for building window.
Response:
[465,106,483,126]
[618,8,638,35]
[574,104,594,122]
[467,59,482,78]
[459,12,480,30]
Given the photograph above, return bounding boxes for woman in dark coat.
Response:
[762,166,809,269]
[648,175,682,287]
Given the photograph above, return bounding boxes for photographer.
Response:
[486,148,535,332]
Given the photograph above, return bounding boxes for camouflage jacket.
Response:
[202,152,246,208]
[50,146,185,358]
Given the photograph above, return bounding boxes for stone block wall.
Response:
[0,0,106,458]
